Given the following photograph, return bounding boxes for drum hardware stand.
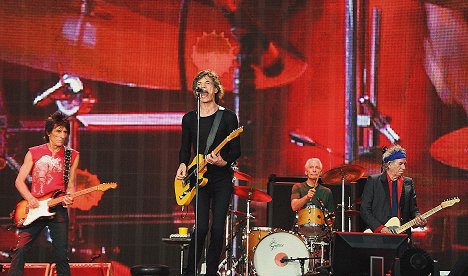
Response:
[245,196,252,276]
[281,256,320,276]
[339,172,346,232]
[347,197,352,231]
[306,239,329,270]
[219,211,246,275]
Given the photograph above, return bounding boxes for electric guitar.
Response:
[364,197,460,233]
[12,182,118,228]
[174,127,244,206]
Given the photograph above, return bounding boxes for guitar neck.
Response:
[198,136,231,169]
[48,186,101,207]
[396,205,442,234]
[212,137,230,156]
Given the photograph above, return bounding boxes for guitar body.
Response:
[363,197,460,234]
[174,154,208,206]
[12,182,117,228]
[364,217,401,233]
[174,127,244,206]
[13,191,58,228]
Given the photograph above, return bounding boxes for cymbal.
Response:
[233,186,272,203]
[228,209,248,217]
[321,164,365,185]
[0,1,307,90]
[234,170,253,181]
[430,126,468,170]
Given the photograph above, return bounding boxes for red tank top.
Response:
[29,144,79,197]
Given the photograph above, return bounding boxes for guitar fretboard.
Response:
[396,205,442,234]
[48,186,102,207]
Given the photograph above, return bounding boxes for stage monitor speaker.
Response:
[448,255,468,276]
[49,263,113,276]
[267,175,306,230]
[0,263,50,276]
[332,232,408,276]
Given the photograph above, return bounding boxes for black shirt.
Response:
[179,107,241,181]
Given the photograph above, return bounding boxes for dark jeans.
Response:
[184,178,233,276]
[9,205,70,276]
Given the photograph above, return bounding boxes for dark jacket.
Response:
[360,172,421,236]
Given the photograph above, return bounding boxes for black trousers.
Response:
[184,178,233,276]
[9,206,70,276]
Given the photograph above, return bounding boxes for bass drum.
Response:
[245,227,277,262]
[253,231,309,276]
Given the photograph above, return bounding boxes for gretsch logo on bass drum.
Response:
[269,238,284,251]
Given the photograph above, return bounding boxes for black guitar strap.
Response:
[204,109,224,156]
[63,147,72,188]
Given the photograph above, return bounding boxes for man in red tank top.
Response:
[9,111,79,276]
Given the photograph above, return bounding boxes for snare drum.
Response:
[253,231,310,276]
[297,205,326,237]
[244,227,276,261]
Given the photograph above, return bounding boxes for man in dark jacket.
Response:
[360,145,426,237]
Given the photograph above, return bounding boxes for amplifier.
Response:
[0,263,50,276]
[49,263,112,276]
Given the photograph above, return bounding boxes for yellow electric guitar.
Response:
[174,127,243,206]
[12,182,118,228]
[364,197,460,233]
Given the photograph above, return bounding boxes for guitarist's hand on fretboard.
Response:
[176,163,187,180]
[206,151,227,167]
[413,215,427,228]
[62,193,74,208]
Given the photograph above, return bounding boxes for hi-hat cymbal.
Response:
[233,170,253,181]
[321,164,365,185]
[228,209,249,217]
[233,186,272,203]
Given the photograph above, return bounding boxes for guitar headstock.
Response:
[98,182,118,191]
[226,126,244,141]
[441,197,460,208]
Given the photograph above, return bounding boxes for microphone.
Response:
[195,87,206,94]
[289,131,315,146]
[280,257,289,263]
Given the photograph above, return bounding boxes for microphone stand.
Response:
[194,91,201,276]
[281,256,319,276]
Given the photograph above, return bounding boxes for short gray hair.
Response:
[304,158,323,170]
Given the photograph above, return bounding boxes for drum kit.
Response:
[221,164,365,276]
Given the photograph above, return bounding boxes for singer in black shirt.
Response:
[176,70,241,276]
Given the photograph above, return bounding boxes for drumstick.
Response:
[308,177,319,201]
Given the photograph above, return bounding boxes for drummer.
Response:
[291,158,335,226]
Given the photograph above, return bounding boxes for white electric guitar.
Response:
[364,197,460,233]
[12,182,117,228]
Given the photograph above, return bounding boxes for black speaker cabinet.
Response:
[266,175,306,231]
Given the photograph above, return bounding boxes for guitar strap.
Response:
[63,147,72,188]
[204,109,224,156]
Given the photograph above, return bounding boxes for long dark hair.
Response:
[44,111,70,142]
